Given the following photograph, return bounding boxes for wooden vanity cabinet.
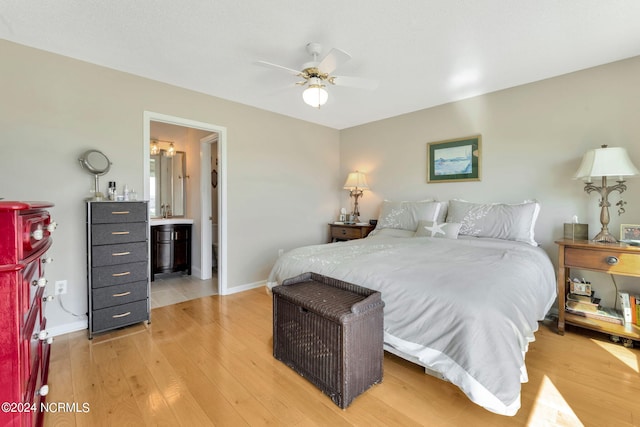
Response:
[151,224,192,281]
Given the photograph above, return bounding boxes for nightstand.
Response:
[555,239,640,341]
[329,223,374,242]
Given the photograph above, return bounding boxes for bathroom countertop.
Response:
[150,218,194,226]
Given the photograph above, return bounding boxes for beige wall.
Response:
[3,37,639,333]
[340,56,640,307]
[0,40,340,334]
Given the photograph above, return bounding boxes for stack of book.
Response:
[565,290,625,325]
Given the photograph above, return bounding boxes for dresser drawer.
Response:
[92,300,149,332]
[91,202,147,224]
[565,247,640,275]
[92,222,147,245]
[92,281,148,310]
[92,241,148,267]
[91,261,148,288]
[331,226,363,240]
[19,210,52,260]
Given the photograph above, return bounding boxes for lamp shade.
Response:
[343,171,369,190]
[573,146,639,180]
[302,77,328,108]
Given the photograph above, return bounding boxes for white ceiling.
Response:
[2,1,640,130]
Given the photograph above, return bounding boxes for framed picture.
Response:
[427,135,481,183]
[620,224,640,243]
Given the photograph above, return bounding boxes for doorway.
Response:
[143,111,228,296]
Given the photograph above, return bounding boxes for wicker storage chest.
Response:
[272,272,384,408]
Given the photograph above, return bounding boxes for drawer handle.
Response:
[111,211,130,215]
[112,251,131,256]
[112,272,131,277]
[32,229,44,240]
[111,231,130,235]
[112,291,131,297]
[341,229,346,235]
[112,311,131,319]
[606,256,619,265]
[34,330,49,341]
[37,385,49,397]
[32,278,47,287]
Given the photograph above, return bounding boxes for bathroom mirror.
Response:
[150,151,186,218]
[79,149,112,200]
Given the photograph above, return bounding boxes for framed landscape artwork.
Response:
[427,135,481,183]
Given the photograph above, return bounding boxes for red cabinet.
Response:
[0,201,55,427]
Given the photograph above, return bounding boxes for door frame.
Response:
[143,111,228,295]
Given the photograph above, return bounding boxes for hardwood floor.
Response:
[44,288,640,427]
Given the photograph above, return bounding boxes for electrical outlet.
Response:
[55,280,67,295]
[278,249,284,257]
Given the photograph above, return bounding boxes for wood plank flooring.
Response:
[44,288,640,426]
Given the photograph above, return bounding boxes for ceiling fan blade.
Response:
[317,48,351,74]
[255,60,302,76]
[330,75,379,90]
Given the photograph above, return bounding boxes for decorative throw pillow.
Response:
[446,199,540,246]
[414,220,461,239]
[376,200,442,232]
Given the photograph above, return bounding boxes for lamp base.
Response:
[592,229,617,243]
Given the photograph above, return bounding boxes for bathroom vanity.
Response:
[150,218,193,281]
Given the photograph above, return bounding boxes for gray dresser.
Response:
[86,201,150,339]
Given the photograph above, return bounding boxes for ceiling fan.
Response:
[256,42,379,108]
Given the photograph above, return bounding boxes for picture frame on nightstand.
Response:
[620,223,640,244]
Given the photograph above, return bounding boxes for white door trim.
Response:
[143,111,228,295]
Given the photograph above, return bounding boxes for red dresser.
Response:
[0,201,56,427]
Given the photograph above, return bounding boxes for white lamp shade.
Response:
[302,78,328,108]
[343,171,369,190]
[574,146,639,180]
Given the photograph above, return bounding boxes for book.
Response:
[566,293,600,312]
[636,296,640,327]
[631,295,637,325]
[618,292,632,325]
[566,306,624,325]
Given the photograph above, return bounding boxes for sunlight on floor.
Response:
[150,273,218,308]
[590,338,639,373]
[527,375,583,427]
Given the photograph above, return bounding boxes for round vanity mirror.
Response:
[78,149,112,200]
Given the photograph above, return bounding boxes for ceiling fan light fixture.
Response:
[303,77,328,108]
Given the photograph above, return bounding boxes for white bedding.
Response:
[266,234,556,416]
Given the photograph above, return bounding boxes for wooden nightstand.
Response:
[329,223,374,242]
[555,239,640,341]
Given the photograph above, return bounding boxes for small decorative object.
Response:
[573,145,639,243]
[343,171,369,224]
[427,135,481,183]
[620,224,640,243]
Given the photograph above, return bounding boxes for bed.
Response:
[266,199,557,416]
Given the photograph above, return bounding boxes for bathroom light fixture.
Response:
[343,171,369,223]
[166,142,176,158]
[150,139,160,155]
[573,144,639,242]
[303,77,328,108]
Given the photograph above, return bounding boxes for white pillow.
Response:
[446,199,540,246]
[414,220,461,239]
[376,200,442,232]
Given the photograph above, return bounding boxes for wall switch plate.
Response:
[55,280,68,295]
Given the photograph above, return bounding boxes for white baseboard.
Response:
[223,280,265,295]
[48,319,88,338]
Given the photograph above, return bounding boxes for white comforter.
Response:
[266,235,556,416]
